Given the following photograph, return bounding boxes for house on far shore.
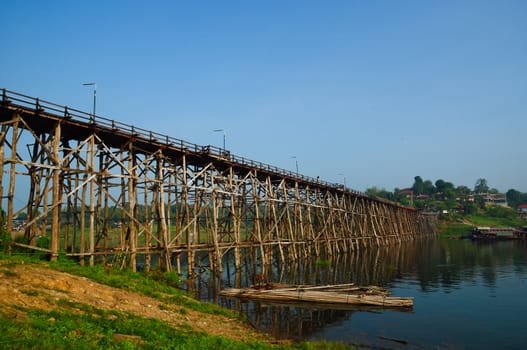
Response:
[466,193,508,207]
[518,204,527,219]
[485,193,508,207]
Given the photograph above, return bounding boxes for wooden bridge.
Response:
[0,89,437,275]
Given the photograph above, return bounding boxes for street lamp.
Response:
[291,156,299,176]
[338,173,347,188]
[82,82,96,121]
[213,129,226,153]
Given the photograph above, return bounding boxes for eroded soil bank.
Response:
[0,260,270,343]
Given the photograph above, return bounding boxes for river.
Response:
[188,238,527,349]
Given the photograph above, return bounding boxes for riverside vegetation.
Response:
[366,176,527,237]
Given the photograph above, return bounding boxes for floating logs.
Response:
[219,283,414,308]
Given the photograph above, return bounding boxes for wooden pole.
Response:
[127,143,137,271]
[157,154,170,271]
[50,122,61,261]
[6,116,19,238]
[88,135,96,266]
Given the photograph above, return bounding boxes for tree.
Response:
[456,185,471,197]
[507,189,521,206]
[393,187,402,201]
[435,179,455,200]
[366,187,394,201]
[412,176,424,195]
[435,179,446,194]
[474,178,489,194]
[475,195,486,209]
[423,180,436,196]
[489,188,499,194]
[15,212,28,220]
[463,202,478,215]
[507,189,527,208]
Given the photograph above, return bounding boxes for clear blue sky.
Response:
[2,1,526,192]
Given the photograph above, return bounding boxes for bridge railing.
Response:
[1,88,370,197]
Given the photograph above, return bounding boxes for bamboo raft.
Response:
[219,283,414,308]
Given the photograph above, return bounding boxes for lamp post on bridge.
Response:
[82,82,96,122]
[338,173,347,189]
[213,129,226,154]
[291,156,299,176]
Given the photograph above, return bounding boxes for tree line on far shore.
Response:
[366,176,527,214]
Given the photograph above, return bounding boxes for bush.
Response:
[0,230,10,252]
[485,206,517,220]
[36,236,50,249]
[463,202,478,215]
[163,271,181,287]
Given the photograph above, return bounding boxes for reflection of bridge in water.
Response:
[208,241,424,341]
[0,89,437,275]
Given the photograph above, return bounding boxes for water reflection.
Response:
[181,239,527,347]
[402,239,527,291]
[185,242,420,299]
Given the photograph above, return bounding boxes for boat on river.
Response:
[471,226,527,240]
[219,283,413,308]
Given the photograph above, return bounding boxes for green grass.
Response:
[465,214,524,228]
[48,258,236,318]
[0,302,351,350]
[0,303,270,350]
[0,253,354,349]
[438,222,472,237]
[0,251,235,318]
[438,207,526,238]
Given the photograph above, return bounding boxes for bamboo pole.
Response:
[157,155,170,271]
[182,154,194,276]
[88,135,96,266]
[127,143,137,271]
[102,152,110,265]
[50,122,61,261]
[0,125,5,244]
[230,167,242,269]
[6,116,19,238]
[251,173,267,269]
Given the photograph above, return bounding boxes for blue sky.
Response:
[2,1,526,192]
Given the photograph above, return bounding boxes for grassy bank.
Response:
[438,222,473,238]
[0,253,351,350]
[438,209,526,238]
[1,302,268,350]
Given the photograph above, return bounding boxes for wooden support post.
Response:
[88,136,96,266]
[211,171,223,273]
[182,155,194,277]
[268,177,284,264]
[80,162,87,265]
[0,125,6,242]
[50,122,61,261]
[230,167,242,269]
[127,143,137,272]
[102,159,110,265]
[6,117,19,238]
[72,141,81,254]
[157,155,170,271]
[144,155,151,271]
